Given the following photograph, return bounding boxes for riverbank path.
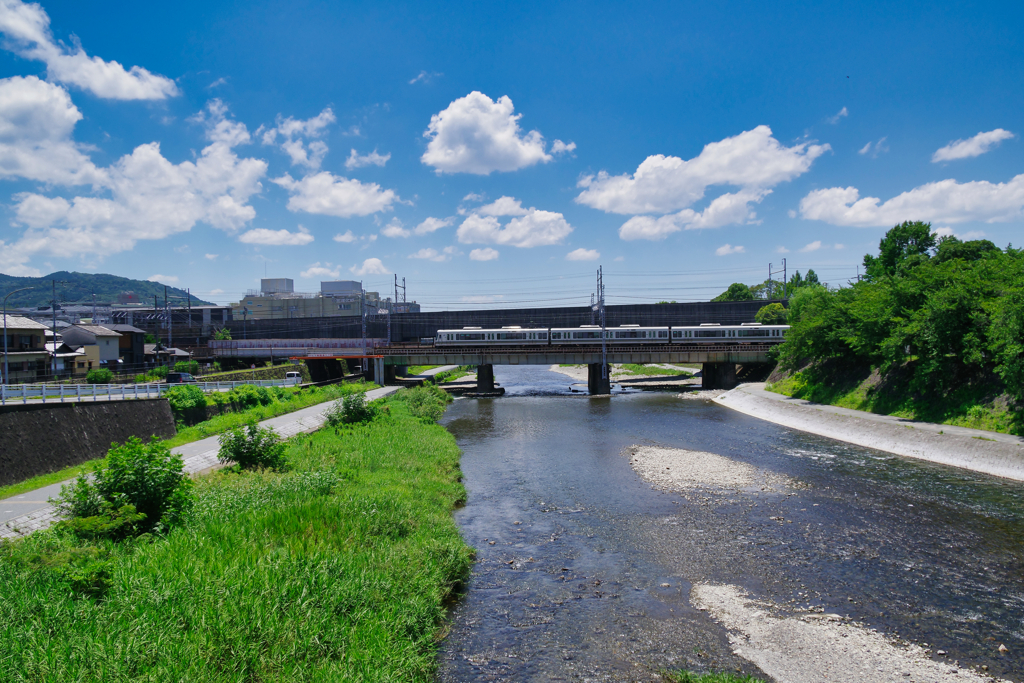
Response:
[0,366,456,540]
[716,382,1024,481]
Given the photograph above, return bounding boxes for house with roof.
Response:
[1,315,50,383]
[106,324,147,367]
[60,325,122,367]
[45,340,87,376]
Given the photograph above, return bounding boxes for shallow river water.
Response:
[436,366,1024,682]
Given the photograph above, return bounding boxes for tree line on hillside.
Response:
[773,221,1024,430]
[0,271,212,309]
[713,269,821,303]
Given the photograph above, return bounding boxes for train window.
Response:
[456,333,485,341]
[539,332,547,339]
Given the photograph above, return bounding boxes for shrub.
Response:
[218,421,288,470]
[755,302,788,325]
[174,360,200,375]
[165,384,208,424]
[85,368,114,384]
[150,365,169,379]
[394,385,452,422]
[53,436,192,535]
[214,327,232,340]
[1,543,116,598]
[339,392,377,424]
[228,384,274,409]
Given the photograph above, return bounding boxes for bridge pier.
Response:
[587,363,611,395]
[476,364,495,392]
[701,362,736,390]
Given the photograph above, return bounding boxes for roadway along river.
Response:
[437,365,1023,682]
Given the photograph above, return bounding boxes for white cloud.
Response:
[933,226,987,241]
[566,248,600,261]
[776,246,790,253]
[204,253,218,260]
[478,195,528,216]
[798,240,822,253]
[932,129,1015,163]
[0,76,103,186]
[457,207,573,248]
[826,107,848,124]
[409,70,441,85]
[858,137,888,158]
[799,174,1024,227]
[1,100,267,276]
[238,225,313,246]
[147,274,179,284]
[834,243,846,250]
[409,246,459,262]
[350,257,389,275]
[206,77,227,89]
[551,139,576,155]
[421,91,552,174]
[209,288,224,295]
[413,216,452,235]
[469,247,499,261]
[273,171,399,217]
[788,209,797,218]
[260,108,335,169]
[333,230,356,243]
[300,262,341,279]
[613,256,624,262]
[0,0,178,100]
[345,148,390,169]
[576,126,829,215]
[462,192,485,202]
[461,294,504,303]
[617,189,769,240]
[715,244,745,256]
[380,219,411,238]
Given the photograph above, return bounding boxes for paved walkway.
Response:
[715,382,1024,481]
[0,367,455,540]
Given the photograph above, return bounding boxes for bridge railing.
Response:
[372,343,777,355]
[0,377,301,405]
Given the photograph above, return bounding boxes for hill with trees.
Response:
[768,221,1023,435]
[0,272,212,309]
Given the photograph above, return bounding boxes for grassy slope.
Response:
[0,397,473,681]
[767,365,1016,435]
[664,672,766,683]
[0,382,377,500]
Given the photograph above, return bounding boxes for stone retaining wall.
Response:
[0,400,176,486]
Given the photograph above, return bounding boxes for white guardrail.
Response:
[0,378,300,404]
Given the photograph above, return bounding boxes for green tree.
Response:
[933,236,1000,264]
[712,283,756,301]
[863,220,936,279]
[755,303,788,325]
[214,327,232,340]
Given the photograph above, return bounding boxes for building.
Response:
[1,315,50,383]
[60,325,122,366]
[45,340,86,376]
[107,324,147,367]
[229,279,393,321]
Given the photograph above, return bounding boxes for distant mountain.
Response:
[0,271,214,309]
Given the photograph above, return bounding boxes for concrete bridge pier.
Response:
[701,362,736,390]
[587,363,611,395]
[477,364,495,392]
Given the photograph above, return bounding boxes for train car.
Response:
[435,326,549,346]
[669,322,788,343]
[549,324,669,345]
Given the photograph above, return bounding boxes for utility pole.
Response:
[360,284,367,368]
[91,293,96,323]
[242,307,248,339]
[165,286,172,349]
[597,266,607,381]
[51,280,58,377]
[187,288,192,333]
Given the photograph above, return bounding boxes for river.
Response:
[436,365,1024,681]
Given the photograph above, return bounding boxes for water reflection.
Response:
[438,365,1024,681]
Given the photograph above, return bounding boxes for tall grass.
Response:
[0,396,472,681]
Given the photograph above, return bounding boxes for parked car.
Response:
[166,372,198,384]
[285,371,302,384]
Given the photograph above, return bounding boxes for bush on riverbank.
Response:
[773,221,1024,434]
[0,392,472,680]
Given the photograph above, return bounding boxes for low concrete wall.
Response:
[715,384,1024,482]
[197,363,311,383]
[0,399,176,487]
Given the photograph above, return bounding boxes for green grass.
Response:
[664,672,766,683]
[0,394,473,681]
[406,365,439,375]
[0,382,378,501]
[615,363,689,377]
[768,365,1016,435]
[432,365,474,384]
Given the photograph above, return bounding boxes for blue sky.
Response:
[0,0,1021,308]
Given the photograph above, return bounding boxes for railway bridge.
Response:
[359,343,776,394]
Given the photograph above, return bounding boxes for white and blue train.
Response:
[433,323,788,347]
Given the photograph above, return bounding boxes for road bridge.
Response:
[365,343,775,394]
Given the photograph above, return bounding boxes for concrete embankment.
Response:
[714,383,1024,482]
